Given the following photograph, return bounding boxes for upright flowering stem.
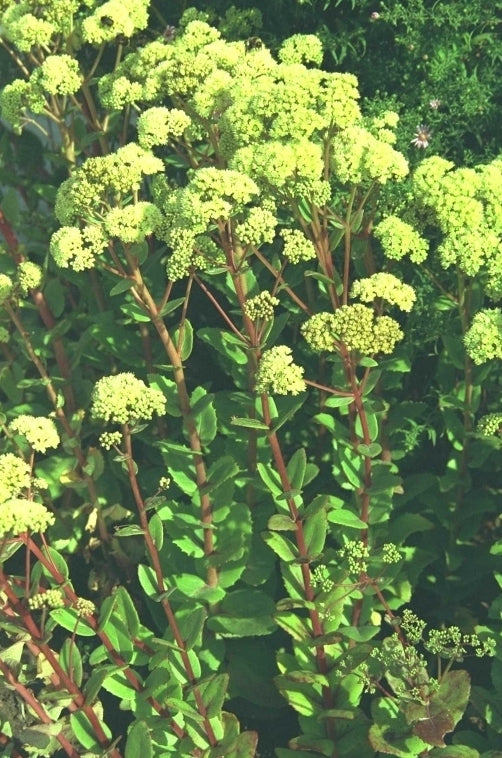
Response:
[124,257,217,587]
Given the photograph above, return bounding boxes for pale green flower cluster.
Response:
[400,609,426,644]
[91,373,166,425]
[50,225,108,271]
[476,413,502,437]
[235,207,277,247]
[99,431,123,450]
[55,143,164,225]
[1,5,55,52]
[0,498,55,538]
[278,34,323,66]
[370,111,400,145]
[280,229,316,264]
[32,55,81,96]
[255,346,306,396]
[331,126,408,186]
[413,156,502,290]
[81,0,149,45]
[29,588,65,610]
[382,543,402,564]
[373,216,428,264]
[351,273,416,312]
[302,305,403,356]
[425,626,495,660]
[0,453,31,504]
[137,107,192,149]
[10,415,60,453]
[104,202,162,244]
[17,261,43,294]
[158,476,171,491]
[464,309,502,365]
[75,597,95,616]
[301,313,338,353]
[320,72,361,130]
[339,540,370,574]
[0,79,46,133]
[231,139,330,205]
[0,274,14,305]
[243,292,279,321]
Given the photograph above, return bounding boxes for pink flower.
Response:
[411,124,432,149]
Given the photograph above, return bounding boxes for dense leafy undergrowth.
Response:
[0,1,502,757]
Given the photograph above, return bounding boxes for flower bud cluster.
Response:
[29,588,65,610]
[373,216,428,264]
[137,107,192,149]
[0,274,14,305]
[382,543,402,564]
[464,309,502,365]
[255,346,306,396]
[331,126,408,186]
[302,305,403,356]
[425,627,495,660]
[81,0,149,46]
[400,609,426,644]
[9,415,60,453]
[244,292,279,322]
[75,597,96,616]
[0,453,31,504]
[476,413,502,437]
[104,202,162,244]
[311,564,335,593]
[235,207,277,247]
[99,431,123,450]
[339,540,370,574]
[351,273,416,312]
[278,34,324,66]
[0,498,55,538]
[50,225,108,272]
[91,373,166,425]
[17,261,43,294]
[280,229,316,264]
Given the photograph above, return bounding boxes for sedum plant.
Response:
[0,3,500,758]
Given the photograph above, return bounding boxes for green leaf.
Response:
[275,612,313,642]
[115,586,140,638]
[60,638,83,687]
[268,514,297,531]
[303,507,327,558]
[115,525,145,538]
[137,564,159,598]
[130,240,149,265]
[149,513,164,551]
[199,673,229,718]
[207,589,277,637]
[286,448,307,492]
[70,711,112,751]
[109,278,133,296]
[172,319,193,360]
[231,416,270,431]
[357,442,382,458]
[428,748,480,758]
[327,509,366,529]
[83,669,109,704]
[50,608,95,636]
[262,531,298,562]
[177,606,207,650]
[41,547,69,581]
[191,386,217,446]
[324,396,354,409]
[120,301,151,323]
[125,720,153,758]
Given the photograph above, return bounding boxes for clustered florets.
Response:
[17,261,43,293]
[301,305,403,356]
[104,202,162,244]
[339,540,370,574]
[81,0,149,46]
[373,216,428,264]
[50,226,108,272]
[280,229,316,264]
[0,453,31,504]
[0,498,55,538]
[0,274,14,305]
[235,207,277,247]
[9,415,60,453]
[137,107,192,149]
[99,431,123,450]
[29,588,65,610]
[243,292,279,322]
[91,373,166,425]
[255,346,306,396]
[464,309,502,365]
[351,273,416,312]
[476,413,502,437]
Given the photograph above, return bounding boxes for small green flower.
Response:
[91,373,166,425]
[244,292,279,321]
[280,228,316,264]
[476,413,502,436]
[374,216,428,264]
[17,261,43,294]
[351,273,416,312]
[99,431,123,450]
[464,309,502,364]
[0,453,31,504]
[255,346,306,396]
[0,498,55,538]
[9,415,60,453]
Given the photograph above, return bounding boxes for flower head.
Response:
[9,416,60,453]
[411,124,432,149]
[91,373,166,425]
[0,454,31,504]
[0,499,55,538]
[255,346,306,396]
[429,99,441,110]
[464,309,502,365]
